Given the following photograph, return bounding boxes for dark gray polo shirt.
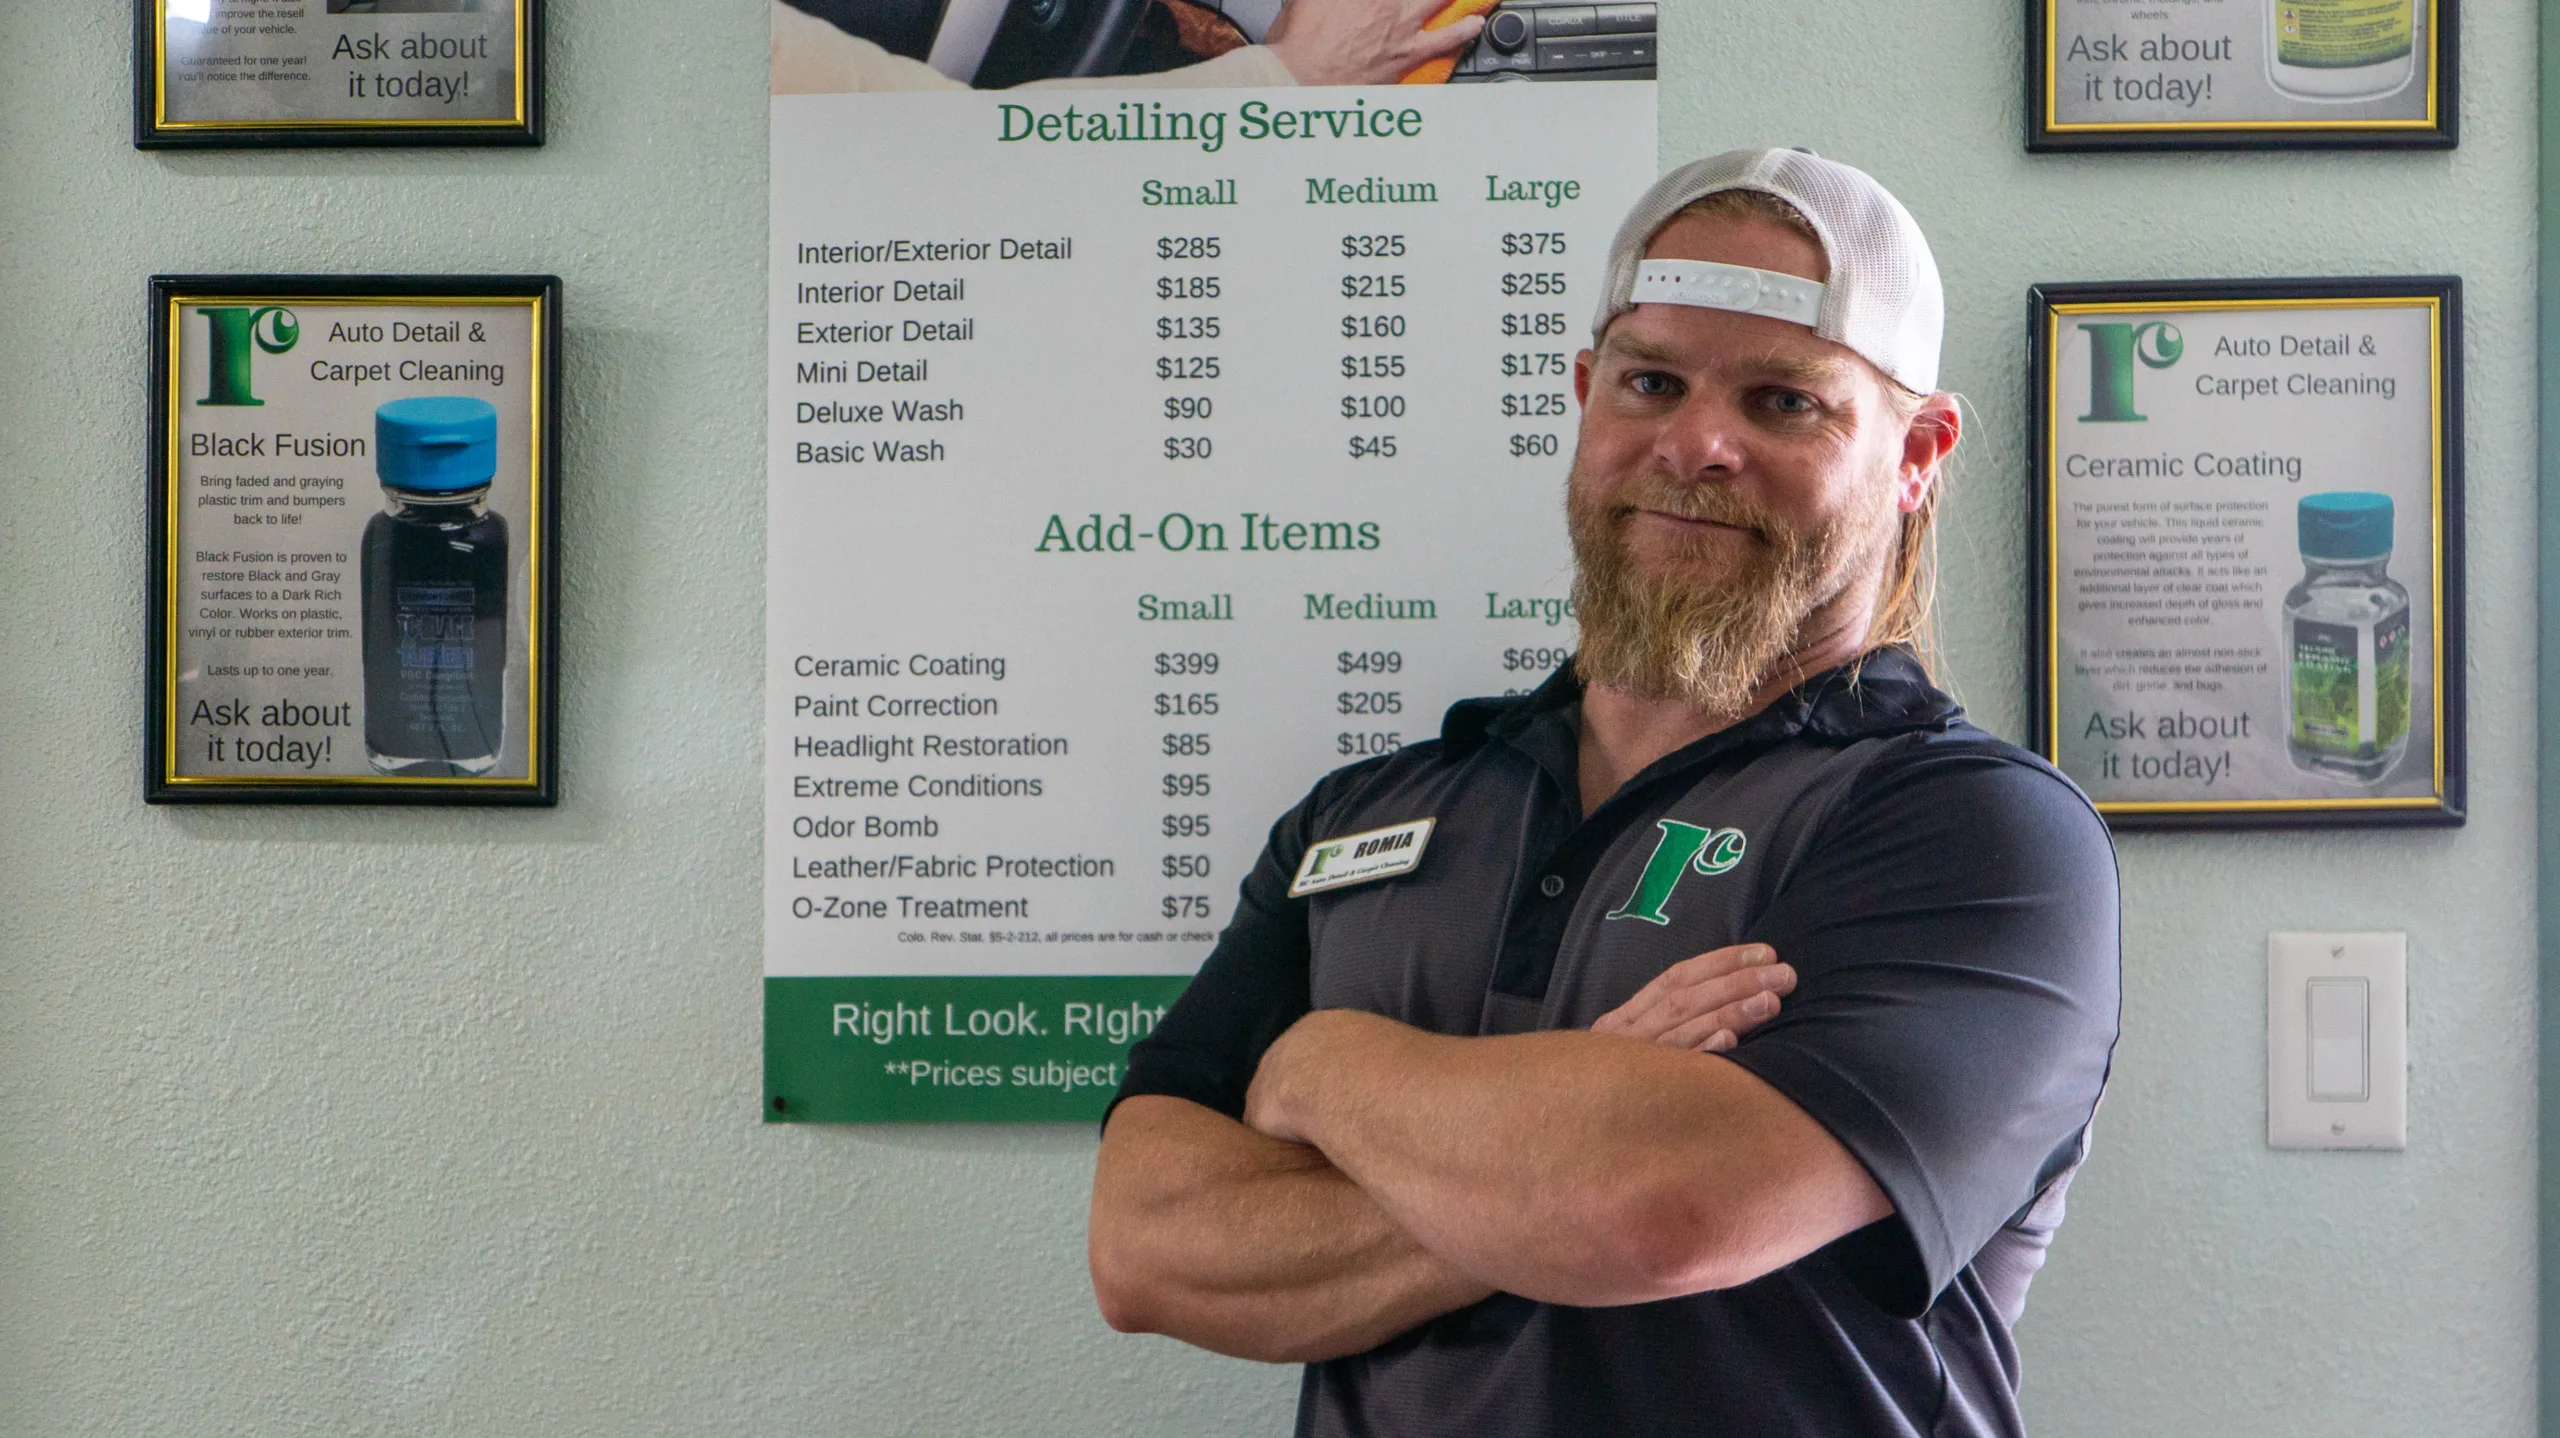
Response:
[1113,649,2121,1437]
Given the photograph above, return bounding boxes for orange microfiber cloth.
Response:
[1399,0,1500,84]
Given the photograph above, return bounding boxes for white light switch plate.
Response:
[2268,932,2406,1150]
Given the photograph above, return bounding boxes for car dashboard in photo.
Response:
[1447,1,1656,83]
[785,0,1651,85]
[1186,0,1656,83]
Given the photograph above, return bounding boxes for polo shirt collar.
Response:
[1442,645,1961,764]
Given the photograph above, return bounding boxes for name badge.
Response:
[1289,818,1435,898]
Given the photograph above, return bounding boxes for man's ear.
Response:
[1574,348,1598,408]
[1894,393,1960,514]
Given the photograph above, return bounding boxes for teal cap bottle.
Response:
[2296,491,2394,562]
[2282,490,2411,783]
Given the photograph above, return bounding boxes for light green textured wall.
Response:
[0,3,2533,1435]
[1666,6,2537,1436]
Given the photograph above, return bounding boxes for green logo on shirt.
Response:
[1604,820,1748,926]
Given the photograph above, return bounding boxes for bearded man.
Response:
[1087,149,2121,1438]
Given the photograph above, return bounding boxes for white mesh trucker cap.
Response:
[1593,148,1945,395]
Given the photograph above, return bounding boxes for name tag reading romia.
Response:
[1290,819,1436,898]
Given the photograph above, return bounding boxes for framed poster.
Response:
[135,0,543,149]
[764,2,1657,1121]
[2030,278,2463,828]
[2028,0,2455,150]
[147,275,561,805]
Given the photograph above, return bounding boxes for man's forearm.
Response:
[1090,1095,1493,1363]
[1247,1014,1889,1308]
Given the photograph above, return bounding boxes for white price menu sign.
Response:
[766,80,1654,1121]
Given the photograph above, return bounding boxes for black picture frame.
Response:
[2028,277,2465,829]
[134,0,544,150]
[2027,0,2456,152]
[147,274,562,805]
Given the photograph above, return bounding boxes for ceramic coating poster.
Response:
[2036,0,2448,144]
[2035,284,2462,826]
[763,11,1656,1121]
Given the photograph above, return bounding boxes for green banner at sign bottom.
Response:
[765,975,1193,1123]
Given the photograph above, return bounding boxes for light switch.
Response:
[2305,978,2368,1100]
[2268,932,2405,1150]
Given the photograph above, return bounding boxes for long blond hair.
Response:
[1865,384,1946,672]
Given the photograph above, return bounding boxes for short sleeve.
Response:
[1107,787,1323,1125]
[1722,739,2121,1317]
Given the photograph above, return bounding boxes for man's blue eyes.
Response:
[1625,376,1816,413]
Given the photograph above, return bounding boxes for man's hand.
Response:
[1591,944,1795,1053]
[1264,0,1486,86]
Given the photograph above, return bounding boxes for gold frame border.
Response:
[151,0,530,132]
[2041,295,2449,816]
[2041,0,2441,134]
[160,292,547,789]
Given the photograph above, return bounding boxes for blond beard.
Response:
[1568,470,1889,715]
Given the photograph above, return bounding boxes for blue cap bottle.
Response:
[375,396,499,494]
[360,396,510,775]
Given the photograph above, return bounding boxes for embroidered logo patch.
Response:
[1604,820,1749,925]
[1288,818,1435,898]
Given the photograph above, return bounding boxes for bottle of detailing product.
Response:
[2283,492,2411,783]
[2268,0,2416,101]
[362,396,508,776]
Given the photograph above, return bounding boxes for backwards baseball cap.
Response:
[1592,148,1945,395]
